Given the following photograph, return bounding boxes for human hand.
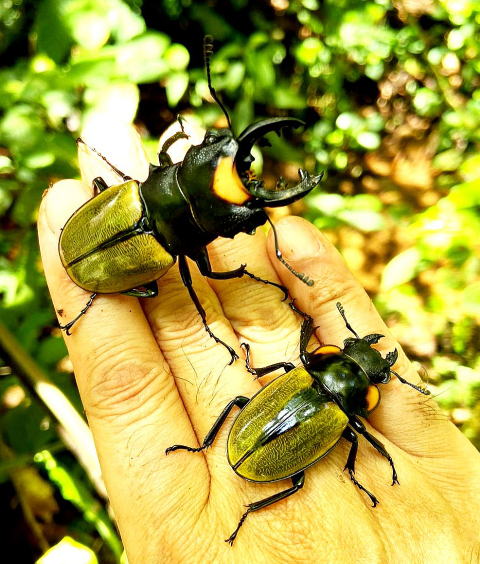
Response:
[38,123,480,563]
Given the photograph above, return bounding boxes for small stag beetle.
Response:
[58,36,322,363]
[166,302,429,545]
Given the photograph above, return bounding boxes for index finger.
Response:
[37,125,208,562]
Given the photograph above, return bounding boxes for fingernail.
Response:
[275,217,329,261]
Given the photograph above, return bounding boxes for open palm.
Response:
[38,122,480,563]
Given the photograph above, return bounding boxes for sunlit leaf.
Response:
[356,131,380,150]
[36,536,98,564]
[165,72,189,106]
[413,88,442,116]
[459,154,480,180]
[381,248,423,291]
[164,43,190,70]
[35,451,123,559]
[463,282,480,315]
[338,209,385,232]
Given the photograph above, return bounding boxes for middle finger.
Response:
[207,229,319,369]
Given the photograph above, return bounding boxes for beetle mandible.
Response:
[166,301,430,544]
[58,36,322,363]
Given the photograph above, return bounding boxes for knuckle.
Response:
[84,352,171,423]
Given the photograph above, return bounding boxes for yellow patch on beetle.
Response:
[315,345,342,356]
[212,156,251,204]
[365,385,380,412]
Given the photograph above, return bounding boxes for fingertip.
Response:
[79,120,149,186]
[269,215,332,263]
[39,180,91,239]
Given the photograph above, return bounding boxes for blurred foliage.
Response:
[0,0,479,559]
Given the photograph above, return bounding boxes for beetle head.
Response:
[342,337,393,386]
[178,120,322,239]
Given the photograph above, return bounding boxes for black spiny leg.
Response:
[289,301,316,364]
[350,416,399,486]
[391,368,430,395]
[123,281,159,298]
[225,471,305,546]
[194,248,288,300]
[59,293,97,335]
[342,427,379,507]
[241,343,294,378]
[178,255,238,364]
[158,116,190,168]
[165,396,249,455]
[266,216,314,287]
[336,302,360,338]
[76,138,133,182]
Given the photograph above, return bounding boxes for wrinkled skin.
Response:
[38,121,480,564]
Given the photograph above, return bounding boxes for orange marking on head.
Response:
[212,156,251,205]
[315,345,342,356]
[365,385,380,412]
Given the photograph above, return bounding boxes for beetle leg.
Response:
[241,343,294,378]
[289,301,316,364]
[342,427,379,507]
[92,176,109,195]
[241,270,288,301]
[225,471,305,546]
[178,255,239,364]
[349,416,399,486]
[266,216,314,287]
[336,302,360,339]
[194,247,246,279]
[194,248,288,299]
[76,138,133,182]
[59,293,97,335]
[158,129,190,169]
[165,396,249,455]
[391,369,430,395]
[122,281,158,298]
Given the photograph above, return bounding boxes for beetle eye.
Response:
[379,370,391,384]
[204,133,217,144]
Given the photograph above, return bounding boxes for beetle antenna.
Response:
[203,35,232,131]
[267,216,314,286]
[391,369,430,395]
[336,302,360,338]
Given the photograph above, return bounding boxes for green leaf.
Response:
[413,88,442,117]
[433,149,463,172]
[35,451,123,559]
[463,282,480,315]
[381,248,422,291]
[164,43,190,70]
[0,105,45,150]
[459,154,480,180]
[338,209,385,232]
[1,402,56,454]
[35,0,72,62]
[356,131,380,150]
[165,72,189,106]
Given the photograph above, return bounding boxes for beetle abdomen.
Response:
[227,367,348,482]
[59,181,174,293]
